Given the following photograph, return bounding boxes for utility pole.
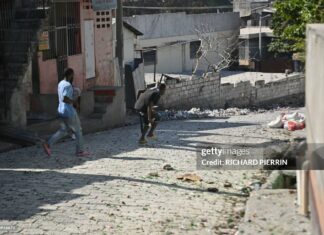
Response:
[259,12,262,60]
[259,14,272,61]
[116,0,124,85]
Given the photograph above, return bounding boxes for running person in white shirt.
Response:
[42,68,90,157]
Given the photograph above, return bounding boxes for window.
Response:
[239,40,247,60]
[190,41,201,59]
[143,48,157,66]
[42,2,81,61]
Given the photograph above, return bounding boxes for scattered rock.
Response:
[234,206,245,217]
[206,180,215,184]
[240,187,252,195]
[207,187,219,193]
[148,172,159,177]
[158,107,251,121]
[224,181,232,188]
[159,107,293,121]
[177,173,202,182]
[249,182,262,191]
[163,164,175,171]
[218,228,237,234]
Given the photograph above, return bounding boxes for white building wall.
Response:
[123,28,136,63]
[125,12,240,74]
[142,30,239,74]
[112,21,140,64]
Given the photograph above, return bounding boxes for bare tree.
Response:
[192,25,241,75]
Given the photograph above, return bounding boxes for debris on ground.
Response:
[158,108,250,121]
[268,112,305,131]
[224,181,233,188]
[249,182,262,191]
[177,173,202,182]
[163,164,175,171]
[158,107,294,121]
[148,172,159,178]
[207,187,219,193]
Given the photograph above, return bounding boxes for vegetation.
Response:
[269,0,324,54]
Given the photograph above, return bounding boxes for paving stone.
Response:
[0,108,307,234]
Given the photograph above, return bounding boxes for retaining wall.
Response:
[159,73,305,110]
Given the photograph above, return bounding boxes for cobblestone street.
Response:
[0,109,305,235]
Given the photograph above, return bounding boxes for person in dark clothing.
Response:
[134,83,166,144]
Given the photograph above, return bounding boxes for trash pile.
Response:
[158,108,251,121]
[267,112,306,131]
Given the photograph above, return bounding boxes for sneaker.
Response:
[76,151,91,157]
[138,139,148,145]
[42,143,51,157]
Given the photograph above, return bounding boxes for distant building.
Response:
[115,21,143,64]
[238,26,293,73]
[113,20,145,110]
[233,0,275,27]
[239,27,273,64]
[124,12,240,74]
[233,0,273,17]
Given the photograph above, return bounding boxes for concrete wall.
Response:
[102,87,126,128]
[125,12,240,39]
[8,58,33,127]
[29,91,94,117]
[123,27,137,63]
[159,73,305,110]
[306,24,324,235]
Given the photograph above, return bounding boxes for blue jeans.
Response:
[48,113,84,153]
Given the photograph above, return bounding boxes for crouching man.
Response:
[134,83,166,144]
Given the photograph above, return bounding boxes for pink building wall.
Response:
[38,1,115,95]
[38,54,58,94]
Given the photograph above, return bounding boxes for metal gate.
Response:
[0,0,16,121]
[42,1,81,82]
[57,55,68,81]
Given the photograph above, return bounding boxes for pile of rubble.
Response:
[158,108,251,121]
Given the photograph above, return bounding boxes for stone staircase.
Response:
[0,1,50,125]
[90,87,117,119]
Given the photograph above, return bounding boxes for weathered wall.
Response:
[29,91,94,117]
[122,27,137,63]
[102,87,126,128]
[159,73,305,110]
[306,24,324,235]
[8,59,33,127]
[38,1,115,94]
